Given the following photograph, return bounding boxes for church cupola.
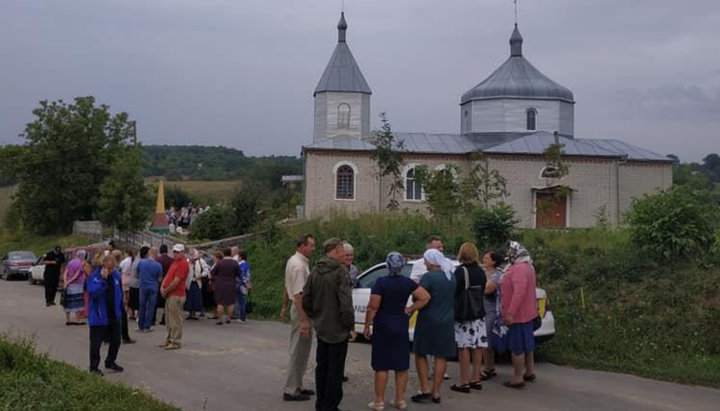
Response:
[460,24,575,138]
[313,12,372,142]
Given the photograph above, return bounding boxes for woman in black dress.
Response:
[209,248,239,325]
[364,252,430,410]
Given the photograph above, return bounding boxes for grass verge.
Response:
[0,232,94,258]
[0,335,177,410]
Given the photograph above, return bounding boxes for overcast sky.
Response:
[1,0,718,162]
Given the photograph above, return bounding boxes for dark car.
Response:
[1,251,38,281]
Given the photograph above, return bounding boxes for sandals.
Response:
[481,369,497,380]
[468,380,483,390]
[367,401,385,411]
[523,374,537,382]
[450,384,471,393]
[411,392,440,404]
[503,381,526,389]
[389,400,407,410]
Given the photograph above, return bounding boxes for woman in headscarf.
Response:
[62,250,89,325]
[500,241,539,389]
[411,249,457,405]
[364,252,430,411]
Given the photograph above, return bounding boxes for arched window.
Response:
[336,165,355,199]
[337,103,351,129]
[540,166,560,179]
[526,108,537,131]
[405,167,423,201]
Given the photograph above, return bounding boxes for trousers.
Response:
[44,272,59,304]
[138,287,158,330]
[283,304,313,395]
[89,322,121,370]
[165,295,185,344]
[315,338,349,411]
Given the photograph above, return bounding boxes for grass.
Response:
[0,185,17,229]
[148,179,242,206]
[0,335,177,410]
[0,232,93,258]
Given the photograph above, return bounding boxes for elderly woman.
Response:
[501,241,539,389]
[411,249,457,404]
[63,250,89,325]
[364,252,430,410]
[210,248,240,325]
[481,250,505,380]
[184,249,206,320]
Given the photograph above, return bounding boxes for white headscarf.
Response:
[423,249,454,281]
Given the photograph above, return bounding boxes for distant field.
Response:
[0,185,17,229]
[149,180,243,205]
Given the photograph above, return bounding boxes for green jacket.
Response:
[302,256,354,344]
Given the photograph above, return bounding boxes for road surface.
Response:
[1,279,719,411]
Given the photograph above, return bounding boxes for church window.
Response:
[405,167,423,201]
[336,165,355,200]
[526,108,537,131]
[338,104,351,129]
[540,166,560,179]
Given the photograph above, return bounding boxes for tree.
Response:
[97,146,153,230]
[229,186,260,235]
[370,113,405,210]
[470,203,519,250]
[7,96,136,233]
[460,153,508,208]
[414,165,462,220]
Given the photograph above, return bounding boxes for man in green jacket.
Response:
[302,237,354,411]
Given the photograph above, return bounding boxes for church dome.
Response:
[461,24,574,104]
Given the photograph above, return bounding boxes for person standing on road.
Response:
[209,248,239,325]
[137,246,162,332]
[111,250,135,345]
[43,246,66,307]
[184,249,206,321]
[450,242,487,394]
[87,255,125,376]
[481,250,505,380]
[342,242,360,285]
[119,249,135,320]
[302,238,354,411]
[62,250,89,325]
[501,241,539,389]
[154,244,174,326]
[280,234,316,402]
[410,236,444,283]
[159,244,189,350]
[364,252,430,411]
[234,250,251,324]
[411,249,457,404]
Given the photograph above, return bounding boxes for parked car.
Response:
[352,258,556,344]
[1,251,37,281]
[28,244,107,286]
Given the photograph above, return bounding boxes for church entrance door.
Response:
[536,192,567,229]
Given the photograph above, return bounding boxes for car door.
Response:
[352,264,389,333]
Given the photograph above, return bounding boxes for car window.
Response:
[357,263,413,289]
[9,252,36,260]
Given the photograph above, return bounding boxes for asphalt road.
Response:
[1,279,719,411]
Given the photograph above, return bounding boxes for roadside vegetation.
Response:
[0,335,177,410]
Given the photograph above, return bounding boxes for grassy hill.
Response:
[0,185,16,230]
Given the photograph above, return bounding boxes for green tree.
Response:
[470,203,519,250]
[229,186,260,235]
[414,165,462,220]
[460,153,508,208]
[370,113,405,210]
[188,206,233,241]
[8,97,134,233]
[97,146,153,230]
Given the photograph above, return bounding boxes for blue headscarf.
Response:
[386,252,406,276]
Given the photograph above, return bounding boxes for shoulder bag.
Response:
[454,267,486,322]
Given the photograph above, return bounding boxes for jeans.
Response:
[138,287,158,330]
[89,322,121,370]
[234,292,247,321]
[315,338,348,411]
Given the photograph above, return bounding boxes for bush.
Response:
[188,206,233,241]
[625,186,720,261]
[228,187,260,235]
[164,185,195,209]
[470,203,519,250]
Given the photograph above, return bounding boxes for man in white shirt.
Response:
[281,234,317,402]
[410,235,445,283]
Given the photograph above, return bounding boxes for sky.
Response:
[1,0,718,163]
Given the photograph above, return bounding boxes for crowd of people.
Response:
[42,240,251,375]
[281,234,539,411]
[165,204,210,230]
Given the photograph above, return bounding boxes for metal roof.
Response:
[314,13,372,96]
[461,24,574,104]
[304,136,376,151]
[578,139,672,162]
[394,132,478,154]
[483,132,619,157]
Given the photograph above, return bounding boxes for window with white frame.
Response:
[405,167,423,201]
[337,104,351,129]
[336,165,355,199]
[526,108,537,131]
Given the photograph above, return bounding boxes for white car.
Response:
[352,259,556,343]
[29,257,46,285]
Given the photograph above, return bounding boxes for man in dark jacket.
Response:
[302,238,354,411]
[87,254,125,376]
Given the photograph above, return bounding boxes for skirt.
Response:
[63,284,85,312]
[184,282,203,312]
[507,321,536,354]
[454,319,488,349]
[128,287,140,311]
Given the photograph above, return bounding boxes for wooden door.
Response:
[536,192,567,229]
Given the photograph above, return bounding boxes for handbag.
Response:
[454,267,486,322]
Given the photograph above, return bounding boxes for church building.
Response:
[302,13,672,228]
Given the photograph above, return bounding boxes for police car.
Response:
[352,259,556,343]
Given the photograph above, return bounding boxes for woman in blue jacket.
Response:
[87,254,125,376]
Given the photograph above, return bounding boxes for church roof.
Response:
[461,24,574,104]
[483,132,618,157]
[314,12,372,96]
[577,139,671,162]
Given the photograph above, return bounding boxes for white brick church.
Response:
[301,13,672,228]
